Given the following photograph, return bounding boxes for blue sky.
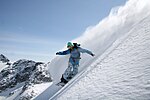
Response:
[0,0,127,62]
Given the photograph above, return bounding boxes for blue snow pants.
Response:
[63,57,80,81]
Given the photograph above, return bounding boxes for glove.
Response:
[91,53,95,57]
[56,52,59,55]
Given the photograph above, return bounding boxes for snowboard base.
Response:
[56,82,66,87]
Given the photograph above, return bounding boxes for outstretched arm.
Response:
[56,49,70,55]
[78,47,95,56]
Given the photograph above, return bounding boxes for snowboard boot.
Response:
[61,75,68,84]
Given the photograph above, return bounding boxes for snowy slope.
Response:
[58,14,150,99]
[48,0,150,83]
[35,0,150,99]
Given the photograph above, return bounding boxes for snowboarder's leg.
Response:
[70,59,79,78]
[72,65,79,77]
[60,59,79,84]
[62,62,73,82]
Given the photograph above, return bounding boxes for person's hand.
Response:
[91,53,95,57]
[56,52,59,55]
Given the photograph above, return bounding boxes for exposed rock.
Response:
[0,59,52,95]
[0,54,9,63]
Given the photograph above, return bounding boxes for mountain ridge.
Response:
[0,54,52,100]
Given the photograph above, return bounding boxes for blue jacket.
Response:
[56,47,93,59]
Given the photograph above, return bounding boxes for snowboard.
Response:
[56,82,66,87]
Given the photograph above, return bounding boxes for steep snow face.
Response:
[48,0,150,83]
[58,14,150,99]
[39,0,150,99]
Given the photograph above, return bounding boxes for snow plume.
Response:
[48,0,150,82]
[74,0,150,50]
[66,0,150,71]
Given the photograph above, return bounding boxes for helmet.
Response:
[67,42,73,48]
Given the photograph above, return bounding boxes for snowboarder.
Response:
[56,42,95,86]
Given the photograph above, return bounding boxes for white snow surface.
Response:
[58,14,150,100]
[19,82,52,100]
[35,0,150,99]
[0,96,6,100]
[0,62,8,72]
